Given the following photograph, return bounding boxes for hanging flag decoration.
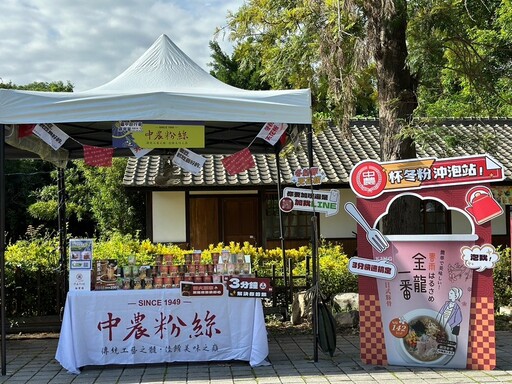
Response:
[222,147,255,176]
[256,122,288,145]
[33,123,70,150]
[172,148,206,175]
[130,145,152,159]
[18,124,36,138]
[83,145,114,167]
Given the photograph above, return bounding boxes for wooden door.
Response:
[222,197,259,246]
[189,197,219,250]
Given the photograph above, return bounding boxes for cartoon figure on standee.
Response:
[437,287,463,336]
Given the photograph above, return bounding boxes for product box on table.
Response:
[94,259,118,290]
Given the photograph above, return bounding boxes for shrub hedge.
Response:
[4,231,511,317]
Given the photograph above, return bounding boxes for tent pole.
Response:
[57,167,67,306]
[307,125,319,362]
[274,144,288,320]
[0,124,6,375]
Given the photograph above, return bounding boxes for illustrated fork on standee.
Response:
[344,202,389,253]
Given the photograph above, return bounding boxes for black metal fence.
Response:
[5,267,66,333]
[8,266,65,317]
[259,256,311,320]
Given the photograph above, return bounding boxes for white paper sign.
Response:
[33,123,69,150]
[172,148,206,175]
[69,270,91,291]
[256,122,288,145]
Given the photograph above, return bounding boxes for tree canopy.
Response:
[220,0,512,123]
[217,0,512,234]
[28,159,145,239]
[0,80,73,92]
[408,0,512,116]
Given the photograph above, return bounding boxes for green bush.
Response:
[6,229,511,319]
[4,229,61,317]
[493,246,512,310]
[4,232,357,317]
[293,241,358,300]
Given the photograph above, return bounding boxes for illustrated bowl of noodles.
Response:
[400,309,456,365]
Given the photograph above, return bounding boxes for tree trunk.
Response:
[364,0,421,234]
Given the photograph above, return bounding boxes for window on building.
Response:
[382,197,450,235]
[421,200,450,234]
[265,193,312,240]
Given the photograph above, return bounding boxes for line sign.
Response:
[280,187,340,216]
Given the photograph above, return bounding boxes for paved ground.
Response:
[0,331,512,383]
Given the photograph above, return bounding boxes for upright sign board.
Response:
[348,154,504,370]
[69,239,93,291]
[280,187,339,217]
[278,167,340,217]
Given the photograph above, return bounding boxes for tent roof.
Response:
[0,34,311,159]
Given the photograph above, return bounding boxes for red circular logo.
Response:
[350,160,387,198]
[389,317,409,338]
[279,197,294,212]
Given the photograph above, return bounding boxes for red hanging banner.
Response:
[221,148,255,176]
[83,145,114,167]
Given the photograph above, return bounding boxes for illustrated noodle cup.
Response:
[374,234,477,368]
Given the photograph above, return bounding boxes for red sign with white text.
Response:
[350,154,504,199]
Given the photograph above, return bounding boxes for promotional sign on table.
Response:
[69,239,93,291]
[348,154,504,370]
[180,281,224,297]
[224,276,272,298]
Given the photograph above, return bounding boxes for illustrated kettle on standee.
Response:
[464,186,503,225]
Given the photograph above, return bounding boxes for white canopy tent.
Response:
[0,34,311,159]
[0,34,314,373]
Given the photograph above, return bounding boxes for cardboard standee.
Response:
[356,186,496,369]
[348,155,502,370]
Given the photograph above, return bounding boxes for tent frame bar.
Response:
[0,124,6,375]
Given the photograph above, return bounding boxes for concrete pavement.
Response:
[0,331,512,383]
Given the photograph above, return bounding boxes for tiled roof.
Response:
[123,118,512,188]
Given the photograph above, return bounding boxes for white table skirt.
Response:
[56,289,269,374]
